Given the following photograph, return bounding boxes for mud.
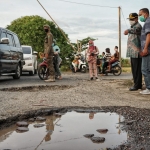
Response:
[0,85,73,92]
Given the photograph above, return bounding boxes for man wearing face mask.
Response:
[139,8,150,94]
[124,13,142,91]
[43,24,55,82]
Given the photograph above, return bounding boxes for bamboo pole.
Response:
[37,0,76,51]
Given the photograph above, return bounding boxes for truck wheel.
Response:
[34,69,37,74]
[34,61,37,74]
[13,64,21,79]
[29,66,35,75]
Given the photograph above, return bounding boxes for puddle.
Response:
[0,111,127,150]
[0,85,72,92]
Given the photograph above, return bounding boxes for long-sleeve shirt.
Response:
[44,32,54,56]
[126,22,142,58]
[86,46,99,63]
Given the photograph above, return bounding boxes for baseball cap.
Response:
[127,13,138,19]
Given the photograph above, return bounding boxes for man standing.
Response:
[124,13,142,91]
[43,24,55,82]
[139,8,150,94]
[53,39,62,79]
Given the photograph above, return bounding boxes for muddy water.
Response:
[0,111,127,150]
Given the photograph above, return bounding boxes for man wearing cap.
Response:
[139,8,150,94]
[124,13,142,91]
[43,24,55,82]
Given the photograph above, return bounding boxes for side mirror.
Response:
[0,38,9,44]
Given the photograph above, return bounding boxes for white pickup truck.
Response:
[22,45,38,75]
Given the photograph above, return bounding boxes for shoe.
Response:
[140,89,150,95]
[129,87,141,91]
[95,77,100,81]
[90,77,93,80]
[58,76,62,80]
[106,70,110,72]
[45,78,55,82]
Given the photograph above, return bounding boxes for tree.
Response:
[7,15,74,64]
[77,37,96,52]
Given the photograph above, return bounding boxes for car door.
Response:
[6,32,18,71]
[13,34,23,66]
[0,29,12,73]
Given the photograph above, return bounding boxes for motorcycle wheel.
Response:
[38,65,48,80]
[112,65,122,76]
[70,65,75,73]
[81,67,86,73]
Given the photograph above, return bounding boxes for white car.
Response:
[22,45,38,75]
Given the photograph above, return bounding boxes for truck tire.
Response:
[29,67,34,75]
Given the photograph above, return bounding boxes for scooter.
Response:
[71,56,87,73]
[105,61,122,76]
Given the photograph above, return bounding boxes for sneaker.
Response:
[45,78,55,82]
[58,76,62,80]
[90,77,93,80]
[95,77,100,81]
[140,89,150,95]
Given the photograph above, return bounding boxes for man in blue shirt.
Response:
[53,39,62,79]
[139,8,150,94]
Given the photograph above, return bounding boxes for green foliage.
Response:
[78,37,96,51]
[7,15,73,65]
[121,58,131,67]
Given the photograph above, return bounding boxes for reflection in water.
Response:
[89,112,95,120]
[0,112,127,150]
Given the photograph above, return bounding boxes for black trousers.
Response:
[130,57,142,88]
[102,62,108,74]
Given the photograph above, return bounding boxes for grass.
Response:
[122,67,131,73]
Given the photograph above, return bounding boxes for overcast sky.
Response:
[0,0,149,58]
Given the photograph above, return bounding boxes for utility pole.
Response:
[118,6,121,65]
[77,39,79,52]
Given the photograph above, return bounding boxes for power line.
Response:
[121,7,128,28]
[57,0,118,8]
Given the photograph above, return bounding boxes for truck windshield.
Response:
[22,47,31,54]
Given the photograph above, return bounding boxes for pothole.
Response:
[0,107,150,150]
[0,85,73,92]
[0,110,127,150]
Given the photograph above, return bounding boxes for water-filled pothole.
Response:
[0,85,73,92]
[0,111,127,150]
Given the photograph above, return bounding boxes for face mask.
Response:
[139,15,146,22]
[114,48,118,52]
[129,20,136,26]
[89,44,93,46]
[44,29,49,32]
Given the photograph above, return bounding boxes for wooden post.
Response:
[77,39,79,52]
[118,6,121,65]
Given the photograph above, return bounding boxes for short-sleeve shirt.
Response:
[141,17,150,54]
[53,45,60,53]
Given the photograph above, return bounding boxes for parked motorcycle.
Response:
[105,61,122,76]
[38,57,49,80]
[70,54,87,73]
